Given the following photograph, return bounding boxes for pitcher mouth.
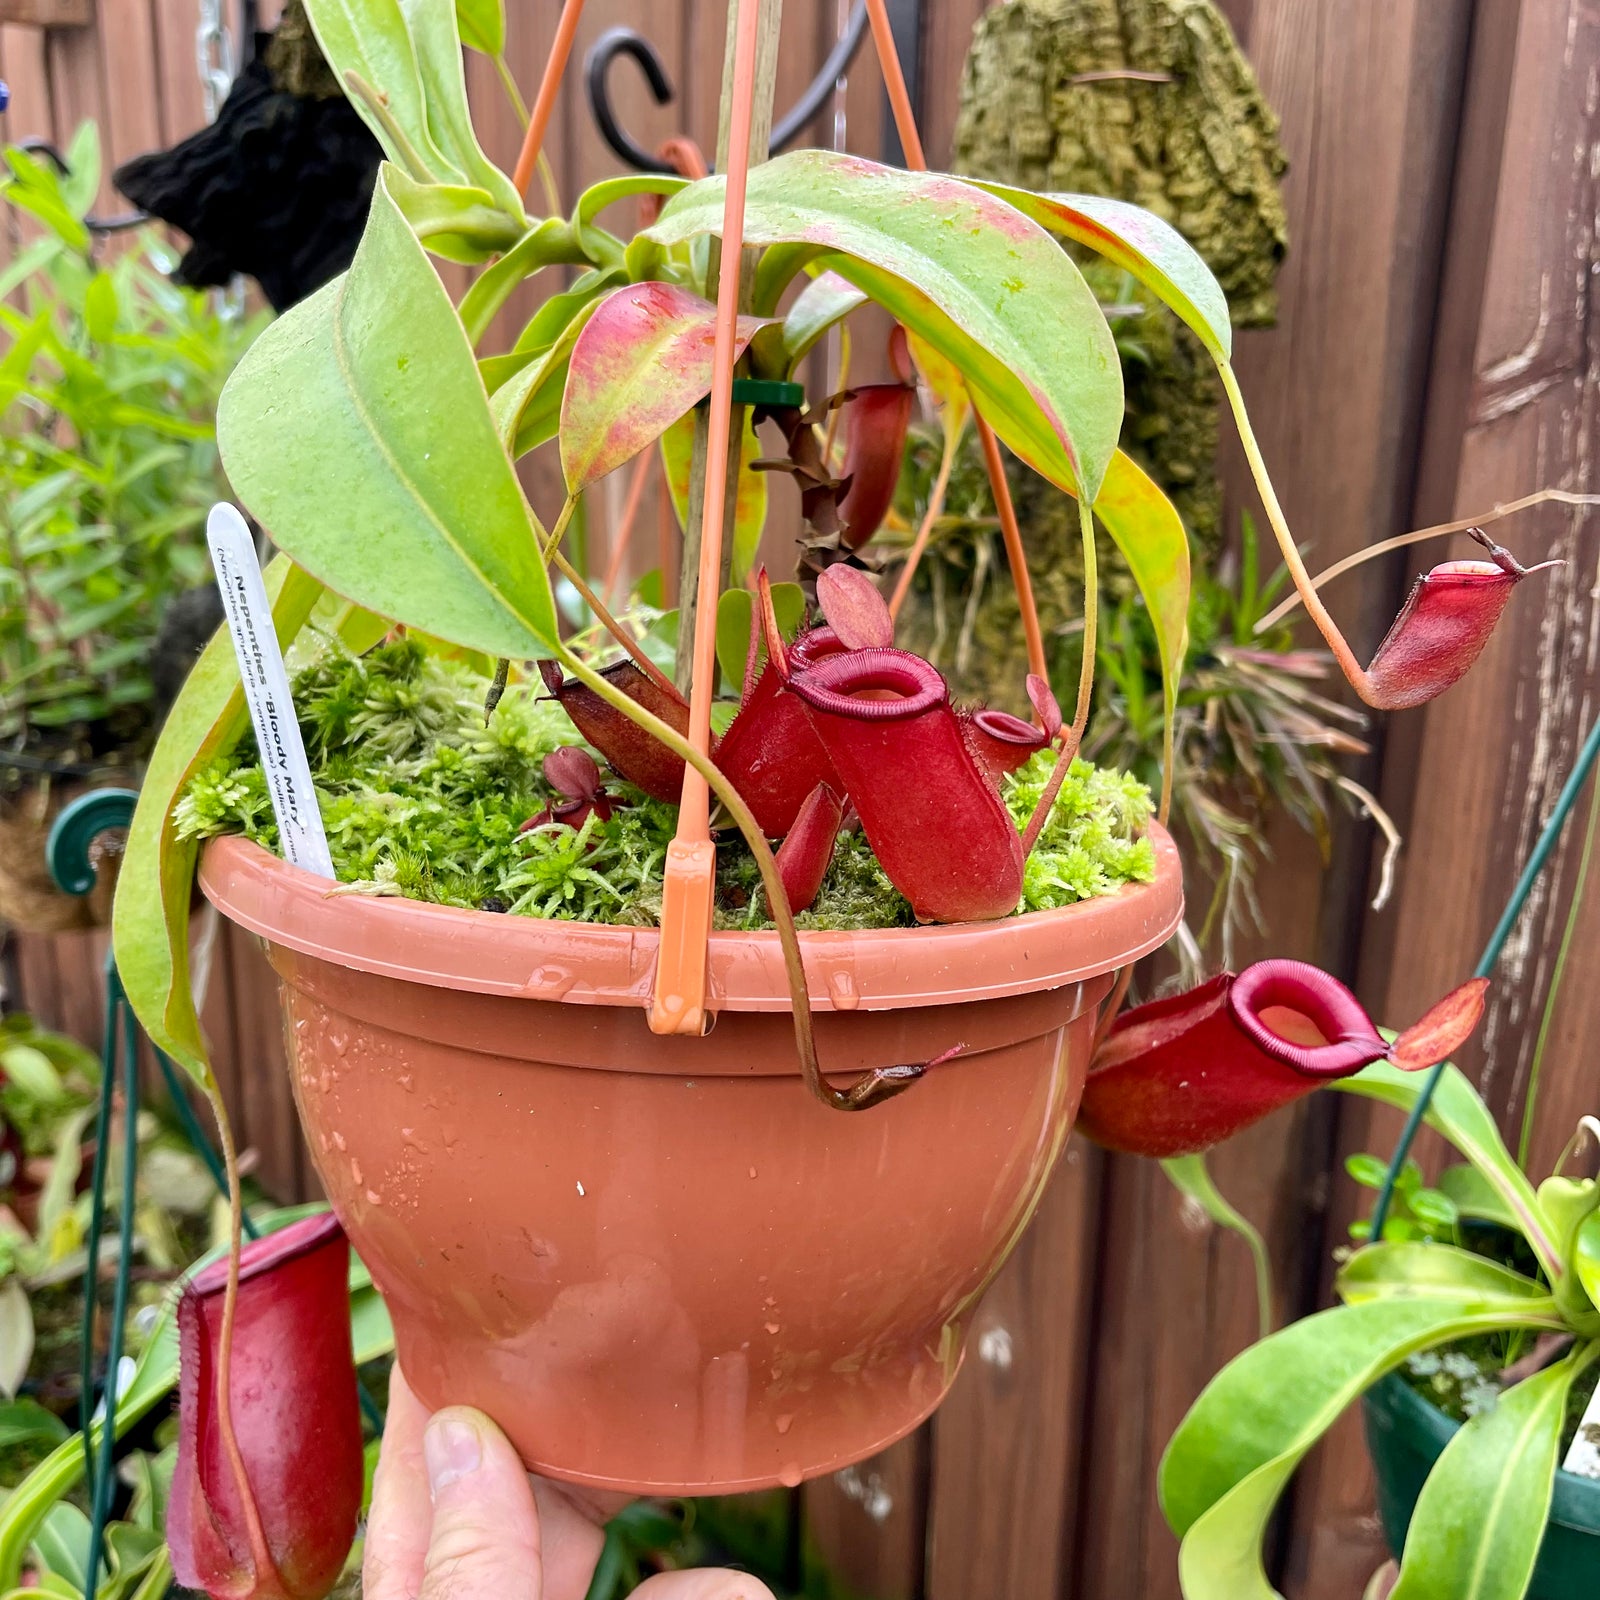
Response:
[785,648,947,722]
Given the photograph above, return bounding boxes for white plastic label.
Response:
[206,504,335,879]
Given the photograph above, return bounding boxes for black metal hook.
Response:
[17,139,147,233]
[585,0,871,175]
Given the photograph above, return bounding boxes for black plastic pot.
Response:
[1364,1372,1600,1599]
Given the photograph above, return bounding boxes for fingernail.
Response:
[424,1413,482,1496]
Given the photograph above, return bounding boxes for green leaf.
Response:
[489,303,596,459]
[0,1282,33,1400]
[1336,1242,1547,1306]
[383,165,525,263]
[1577,1212,1600,1318]
[0,1400,67,1453]
[778,269,868,367]
[0,1043,63,1104]
[218,167,558,663]
[83,271,117,343]
[644,151,1124,501]
[1162,1154,1273,1338]
[967,182,1232,359]
[454,0,502,54]
[458,221,597,346]
[1,150,88,253]
[1390,1345,1596,1600]
[560,283,767,494]
[1160,1299,1564,1600]
[658,407,768,581]
[30,1504,87,1590]
[1438,1163,1520,1231]
[1091,448,1190,744]
[303,0,522,219]
[113,559,323,1084]
[1538,1177,1600,1333]
[714,582,804,693]
[59,121,100,220]
[1332,1061,1560,1283]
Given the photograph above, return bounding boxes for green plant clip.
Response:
[44,788,138,896]
[728,377,804,409]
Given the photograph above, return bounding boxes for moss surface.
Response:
[177,640,1156,930]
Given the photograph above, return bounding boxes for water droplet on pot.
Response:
[775,1413,794,1435]
[318,1133,329,1153]
[319,1070,332,1093]
[749,1166,757,1179]
[366,1188,382,1205]
[779,1463,802,1488]
[333,1131,347,1152]
[350,1158,363,1186]
[764,1321,780,1335]
[576,1180,586,1196]
[329,1030,349,1056]
[828,970,859,1011]
[398,1073,415,1093]
[402,1127,428,1152]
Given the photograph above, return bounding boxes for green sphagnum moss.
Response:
[176,639,1157,929]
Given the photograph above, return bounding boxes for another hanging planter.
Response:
[200,826,1181,1492]
[1365,1374,1600,1600]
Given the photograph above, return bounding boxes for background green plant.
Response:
[0,123,265,777]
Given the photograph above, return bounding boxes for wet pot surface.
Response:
[201,829,1182,1494]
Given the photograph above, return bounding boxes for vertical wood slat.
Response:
[1287,3,1600,1595]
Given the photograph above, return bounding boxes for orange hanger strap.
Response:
[650,0,766,1038]
[514,0,587,198]
[863,0,1049,692]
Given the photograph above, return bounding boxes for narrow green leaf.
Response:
[457,221,596,346]
[714,583,804,692]
[780,269,868,366]
[1332,1061,1560,1282]
[383,166,525,263]
[968,182,1232,359]
[218,167,559,662]
[645,151,1124,501]
[1337,1242,1548,1306]
[0,1283,33,1401]
[1390,1346,1596,1600]
[30,1504,87,1590]
[1162,1154,1273,1338]
[0,1400,68,1452]
[1438,1163,1520,1231]
[1092,449,1190,743]
[454,0,502,54]
[1162,1301,1565,1600]
[561,283,767,493]
[113,559,323,1083]
[489,303,596,459]
[303,0,522,219]
[1577,1212,1600,1317]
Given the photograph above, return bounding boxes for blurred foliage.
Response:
[0,122,266,781]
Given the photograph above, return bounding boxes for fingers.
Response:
[418,1407,543,1600]
[630,1572,778,1600]
[528,1479,607,1600]
[362,1366,432,1600]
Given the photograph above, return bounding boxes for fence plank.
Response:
[1287,4,1600,1595]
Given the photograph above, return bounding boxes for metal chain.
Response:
[194,0,236,125]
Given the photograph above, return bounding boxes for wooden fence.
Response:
[4,1,1599,1596]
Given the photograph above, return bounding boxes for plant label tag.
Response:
[206,504,335,880]
[1564,1378,1600,1479]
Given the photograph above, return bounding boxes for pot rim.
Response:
[1365,1370,1600,1531]
[198,823,1183,1014]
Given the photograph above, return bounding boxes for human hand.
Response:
[363,1366,776,1600]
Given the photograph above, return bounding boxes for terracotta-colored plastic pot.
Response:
[200,826,1182,1495]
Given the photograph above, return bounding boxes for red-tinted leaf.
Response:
[787,647,1023,923]
[561,282,767,492]
[816,564,893,650]
[1026,674,1063,739]
[776,782,844,913]
[544,745,603,802]
[1389,977,1489,1071]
